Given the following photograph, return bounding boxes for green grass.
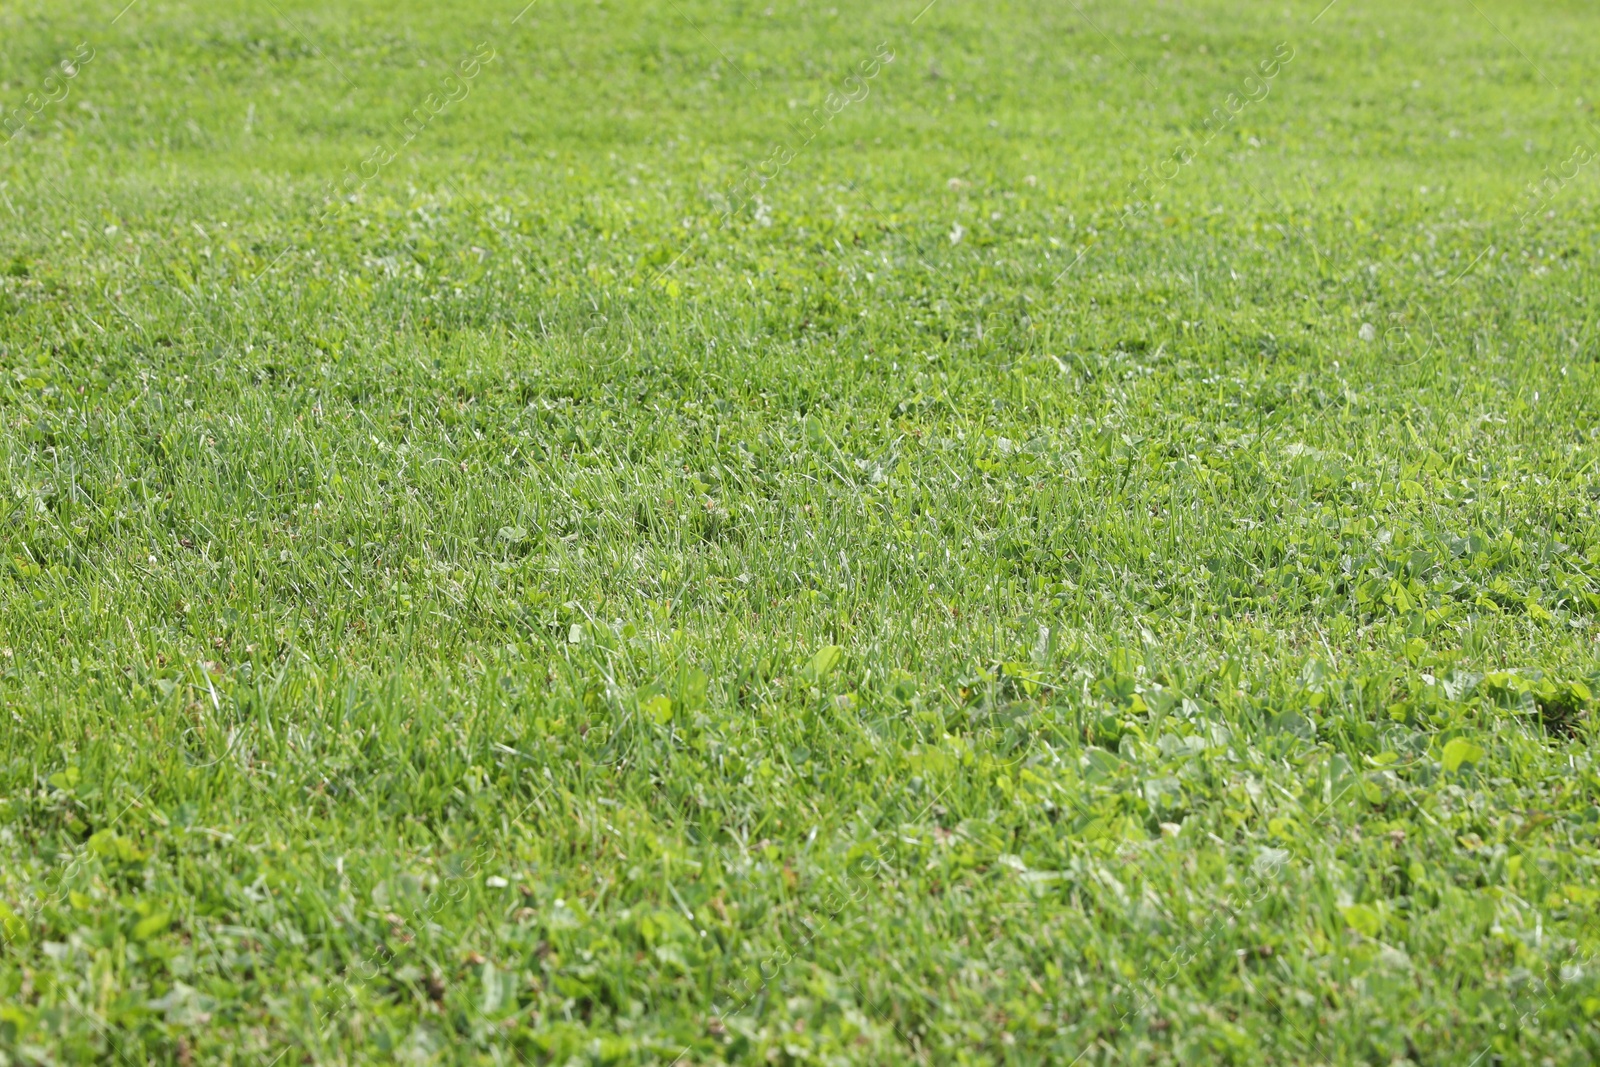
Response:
[2,0,1599,1062]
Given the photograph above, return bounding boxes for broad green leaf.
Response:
[88,831,146,864]
[1442,737,1485,774]
[643,693,673,724]
[806,645,843,680]
[132,911,170,940]
[1339,903,1381,938]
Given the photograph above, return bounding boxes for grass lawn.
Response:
[2,0,1600,1061]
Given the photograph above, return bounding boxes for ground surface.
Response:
[1,0,1599,1063]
